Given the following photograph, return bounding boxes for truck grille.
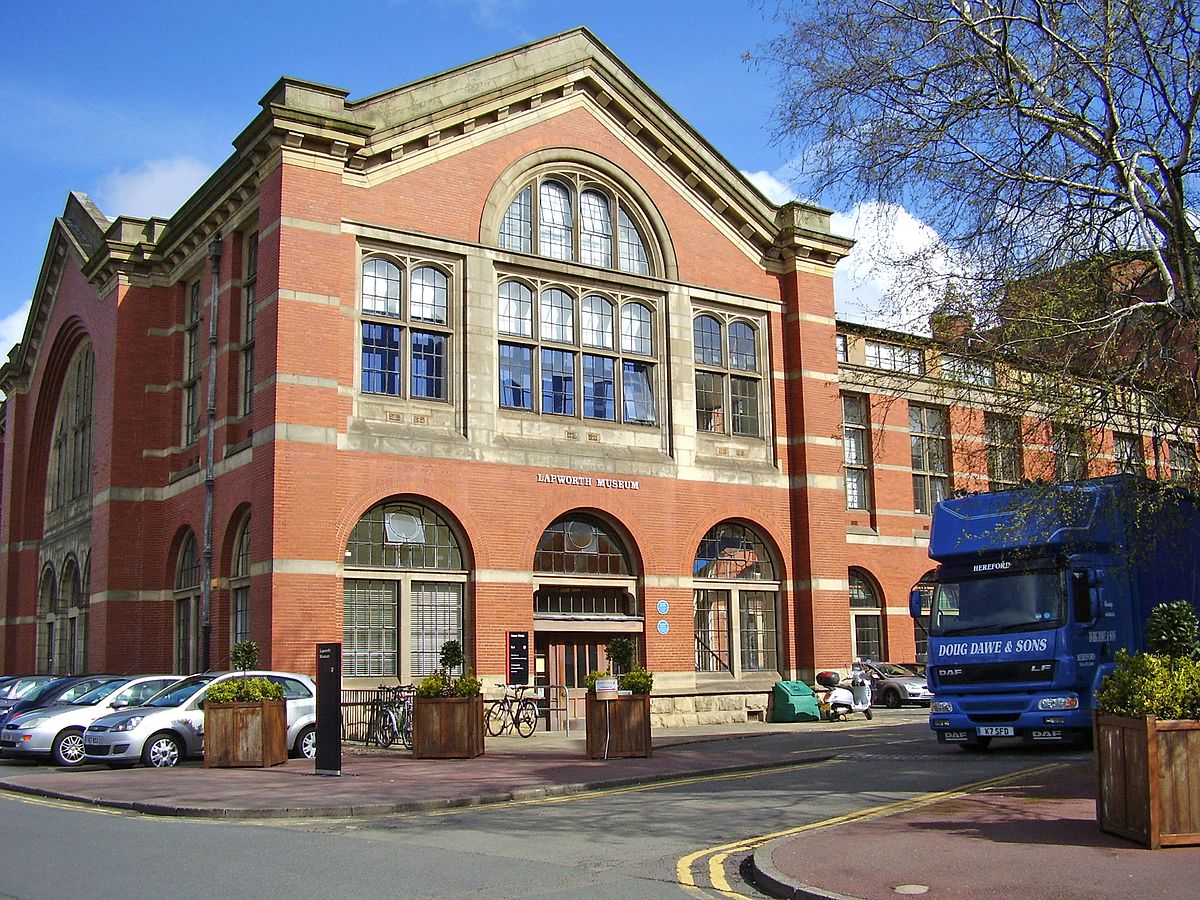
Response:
[934,660,1055,686]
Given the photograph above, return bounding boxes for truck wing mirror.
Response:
[909,589,924,619]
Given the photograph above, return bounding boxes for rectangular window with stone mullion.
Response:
[985,414,1023,491]
[910,404,949,514]
[183,282,202,446]
[842,393,871,510]
[240,233,258,417]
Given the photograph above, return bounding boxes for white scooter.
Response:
[815,667,873,722]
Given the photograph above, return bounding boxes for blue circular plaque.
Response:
[656,599,670,615]
[657,619,670,635]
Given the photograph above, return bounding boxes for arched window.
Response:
[61,557,85,674]
[693,314,763,438]
[849,569,885,662]
[693,522,779,676]
[535,514,631,578]
[48,342,94,512]
[499,172,652,276]
[37,567,58,674]
[343,501,467,680]
[175,533,201,674]
[359,255,453,402]
[231,515,252,647]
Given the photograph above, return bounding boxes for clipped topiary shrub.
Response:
[619,665,654,695]
[229,640,259,671]
[1146,600,1200,659]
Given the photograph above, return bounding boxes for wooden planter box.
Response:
[585,693,652,759]
[412,695,485,759]
[1095,714,1200,848]
[204,699,287,768]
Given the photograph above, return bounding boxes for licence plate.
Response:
[978,726,1015,737]
[85,736,102,745]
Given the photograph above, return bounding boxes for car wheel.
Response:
[864,708,873,720]
[883,689,903,709]
[52,728,88,767]
[142,732,183,768]
[294,725,316,760]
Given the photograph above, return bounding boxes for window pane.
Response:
[539,180,573,261]
[534,514,632,575]
[694,315,722,365]
[729,322,757,371]
[498,280,533,337]
[579,190,613,267]
[622,360,656,425]
[740,591,777,671]
[581,295,614,349]
[499,343,533,410]
[342,580,396,678]
[362,258,402,317]
[410,267,448,324]
[695,371,724,432]
[541,348,576,416]
[345,502,463,570]
[694,590,730,673]
[620,302,652,356]
[695,522,776,580]
[731,377,760,437]
[540,288,575,344]
[411,331,447,400]
[500,186,532,252]
[411,582,463,679]
[618,209,649,275]
[362,322,402,395]
[583,354,615,420]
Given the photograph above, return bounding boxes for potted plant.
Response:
[203,651,288,768]
[584,637,653,759]
[1094,600,1200,848]
[412,640,485,759]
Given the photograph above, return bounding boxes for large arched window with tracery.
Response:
[499,172,653,275]
[693,522,779,676]
[343,501,468,680]
[47,342,94,512]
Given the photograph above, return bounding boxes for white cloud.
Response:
[742,169,797,205]
[831,201,964,331]
[0,298,31,361]
[93,156,212,220]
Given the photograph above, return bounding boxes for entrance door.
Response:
[535,635,611,727]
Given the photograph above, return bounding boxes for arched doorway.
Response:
[531,512,640,724]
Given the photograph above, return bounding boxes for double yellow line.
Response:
[676,762,1065,895]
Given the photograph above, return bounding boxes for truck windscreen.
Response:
[931,568,1064,636]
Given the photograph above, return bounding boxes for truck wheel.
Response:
[961,737,992,752]
[883,689,902,709]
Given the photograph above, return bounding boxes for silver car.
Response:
[83,671,317,768]
[862,661,934,708]
[0,675,180,766]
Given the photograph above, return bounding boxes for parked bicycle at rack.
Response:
[372,684,415,750]
[485,684,539,737]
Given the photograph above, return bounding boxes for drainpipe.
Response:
[201,234,222,672]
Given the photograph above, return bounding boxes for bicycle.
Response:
[372,684,415,750]
[485,684,539,737]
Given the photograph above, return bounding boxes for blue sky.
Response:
[0,0,922,358]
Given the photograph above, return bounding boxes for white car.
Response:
[0,675,181,766]
[82,670,316,768]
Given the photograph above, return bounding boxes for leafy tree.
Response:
[757,1,1200,466]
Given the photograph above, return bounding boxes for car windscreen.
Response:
[0,677,52,700]
[73,679,132,706]
[931,567,1064,636]
[50,678,121,704]
[145,675,215,707]
[873,663,916,677]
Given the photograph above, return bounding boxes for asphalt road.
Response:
[0,716,1091,899]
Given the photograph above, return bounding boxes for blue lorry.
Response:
[911,474,1200,749]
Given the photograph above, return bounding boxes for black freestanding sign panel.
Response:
[315,643,342,776]
[507,631,530,685]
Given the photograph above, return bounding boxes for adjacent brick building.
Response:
[0,30,1160,724]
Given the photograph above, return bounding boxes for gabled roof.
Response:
[0,193,111,394]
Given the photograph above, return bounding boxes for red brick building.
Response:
[0,30,1158,724]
